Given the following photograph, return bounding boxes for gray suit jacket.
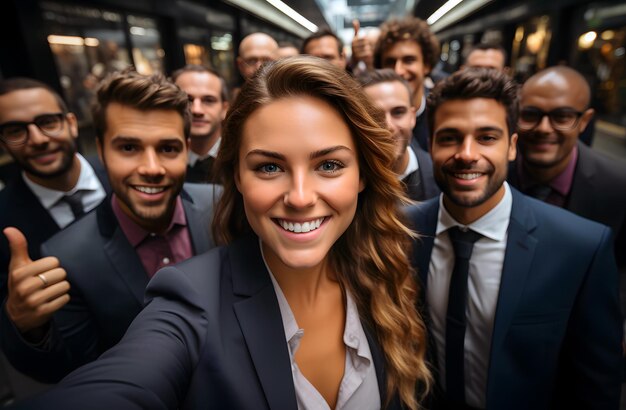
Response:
[0,183,220,383]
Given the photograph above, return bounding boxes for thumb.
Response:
[4,227,33,269]
[352,19,360,38]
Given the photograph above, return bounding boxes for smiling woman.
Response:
[16,56,431,410]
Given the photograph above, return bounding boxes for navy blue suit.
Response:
[14,234,401,409]
[402,145,440,201]
[0,184,219,384]
[407,188,622,409]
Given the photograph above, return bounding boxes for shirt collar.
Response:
[436,182,512,242]
[259,239,372,362]
[23,153,100,210]
[188,138,221,166]
[398,146,419,180]
[111,194,187,247]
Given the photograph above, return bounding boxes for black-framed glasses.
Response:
[242,57,273,67]
[518,107,584,131]
[0,113,66,146]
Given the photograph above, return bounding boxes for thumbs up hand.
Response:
[4,227,70,335]
[351,19,374,71]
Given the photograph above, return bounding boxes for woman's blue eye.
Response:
[260,163,280,173]
[318,161,343,172]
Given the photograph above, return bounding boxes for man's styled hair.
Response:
[170,64,229,103]
[301,28,344,56]
[0,77,69,113]
[92,70,191,141]
[427,67,519,137]
[356,68,413,99]
[465,43,507,64]
[374,17,440,70]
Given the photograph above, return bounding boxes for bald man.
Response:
[236,33,278,81]
[509,65,626,282]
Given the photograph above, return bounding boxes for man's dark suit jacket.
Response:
[14,234,402,410]
[411,108,430,153]
[0,183,220,383]
[402,145,440,201]
[509,142,626,272]
[0,156,109,275]
[407,188,622,409]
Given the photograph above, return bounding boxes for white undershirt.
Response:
[23,154,106,228]
[427,182,512,408]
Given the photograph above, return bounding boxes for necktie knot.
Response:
[62,191,85,219]
[448,226,482,260]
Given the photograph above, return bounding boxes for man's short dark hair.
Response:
[0,77,69,113]
[301,28,343,56]
[170,65,229,103]
[93,70,191,141]
[355,69,413,100]
[427,67,519,137]
[465,43,507,65]
[374,17,440,70]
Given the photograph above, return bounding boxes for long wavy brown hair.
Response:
[213,56,431,409]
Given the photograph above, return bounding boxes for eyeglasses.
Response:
[518,107,584,131]
[241,57,273,67]
[0,113,66,146]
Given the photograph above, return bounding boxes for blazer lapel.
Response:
[181,189,211,254]
[230,236,297,410]
[409,199,439,288]
[97,200,148,305]
[486,189,538,403]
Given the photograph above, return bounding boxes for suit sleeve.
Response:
[558,226,623,408]
[13,265,209,410]
[0,242,101,383]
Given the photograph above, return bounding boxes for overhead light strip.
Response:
[265,0,318,32]
[427,0,464,25]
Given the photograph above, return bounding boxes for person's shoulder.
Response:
[515,190,610,239]
[578,144,626,183]
[182,183,223,206]
[42,207,101,254]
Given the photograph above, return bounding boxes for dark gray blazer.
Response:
[0,183,220,383]
[14,234,402,410]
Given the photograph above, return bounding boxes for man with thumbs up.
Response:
[0,71,219,388]
[0,78,108,401]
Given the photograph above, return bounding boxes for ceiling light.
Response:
[427,0,463,25]
[265,0,317,32]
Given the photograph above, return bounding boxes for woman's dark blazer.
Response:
[15,234,402,410]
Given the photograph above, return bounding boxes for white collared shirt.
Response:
[187,138,221,167]
[398,146,419,180]
[261,241,381,410]
[23,154,106,228]
[427,182,512,408]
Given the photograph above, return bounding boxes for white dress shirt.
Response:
[427,182,512,408]
[23,154,106,228]
[398,146,419,180]
[261,241,381,410]
[187,137,221,167]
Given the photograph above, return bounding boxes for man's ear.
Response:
[66,113,79,140]
[358,176,366,193]
[508,133,518,162]
[578,108,595,134]
[234,168,242,193]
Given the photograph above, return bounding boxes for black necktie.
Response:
[446,226,482,404]
[62,191,85,219]
[192,156,215,183]
[526,184,552,201]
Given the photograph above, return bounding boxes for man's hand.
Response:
[351,19,374,71]
[4,227,70,335]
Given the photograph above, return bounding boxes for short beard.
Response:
[17,140,77,179]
